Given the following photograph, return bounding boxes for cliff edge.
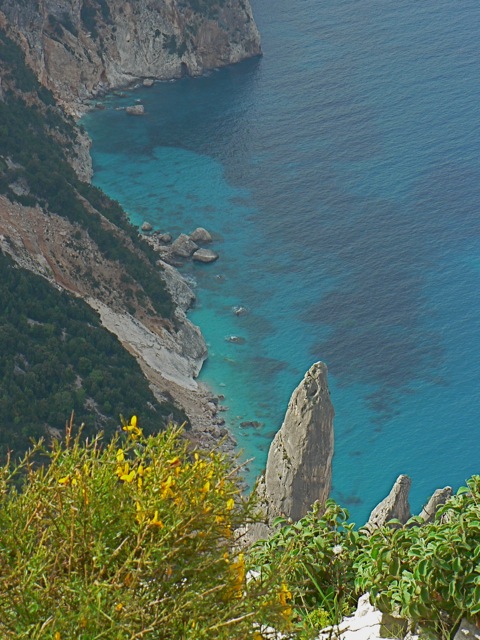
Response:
[0,0,261,114]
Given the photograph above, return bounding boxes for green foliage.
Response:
[0,252,186,459]
[250,485,480,638]
[355,477,480,636]
[249,500,362,635]
[0,424,292,639]
[80,2,99,38]
[0,30,38,93]
[0,28,175,321]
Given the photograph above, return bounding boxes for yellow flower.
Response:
[116,449,125,463]
[201,480,211,495]
[135,501,145,524]
[122,415,142,440]
[229,553,245,598]
[121,469,136,483]
[279,582,292,607]
[279,582,293,621]
[58,475,70,485]
[226,497,235,511]
[115,602,124,613]
[161,475,175,498]
[168,456,180,467]
[54,633,61,640]
[149,510,164,527]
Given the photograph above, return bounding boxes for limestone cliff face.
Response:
[0,0,261,113]
[259,362,335,522]
[0,195,206,395]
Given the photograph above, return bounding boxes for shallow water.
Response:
[83,0,480,523]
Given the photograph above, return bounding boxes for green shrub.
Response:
[249,500,362,635]
[355,477,480,636]
[0,421,294,639]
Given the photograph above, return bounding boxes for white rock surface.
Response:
[317,594,408,640]
[88,299,206,391]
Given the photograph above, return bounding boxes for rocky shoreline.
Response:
[135,224,237,457]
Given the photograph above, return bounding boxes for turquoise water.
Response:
[82,0,480,523]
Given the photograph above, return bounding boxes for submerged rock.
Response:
[232,305,249,316]
[126,104,145,115]
[225,335,246,344]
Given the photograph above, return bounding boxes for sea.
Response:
[82,0,480,524]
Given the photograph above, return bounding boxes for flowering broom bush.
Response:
[0,419,293,639]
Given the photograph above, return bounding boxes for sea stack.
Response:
[258,361,334,522]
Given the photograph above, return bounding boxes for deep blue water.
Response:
[82,0,480,523]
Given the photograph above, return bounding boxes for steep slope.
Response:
[0,0,261,114]
[0,29,219,455]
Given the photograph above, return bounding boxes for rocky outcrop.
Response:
[190,227,212,244]
[171,233,198,257]
[257,362,334,522]
[192,248,218,263]
[0,0,261,115]
[0,195,206,393]
[453,619,480,640]
[418,486,452,524]
[365,475,412,532]
[366,478,454,531]
[126,104,145,115]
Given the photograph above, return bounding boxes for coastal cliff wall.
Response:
[0,0,261,114]
[0,4,260,441]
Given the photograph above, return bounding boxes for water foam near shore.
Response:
[83,0,480,523]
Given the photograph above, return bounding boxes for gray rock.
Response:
[453,619,480,640]
[365,475,411,531]
[192,248,218,263]
[418,486,452,524]
[171,234,198,257]
[156,233,172,244]
[141,221,153,232]
[126,104,145,115]
[258,361,334,522]
[143,78,155,87]
[190,227,212,243]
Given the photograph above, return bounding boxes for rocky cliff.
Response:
[0,0,261,114]
[257,361,335,522]
[0,3,260,445]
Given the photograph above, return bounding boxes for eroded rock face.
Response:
[419,486,452,524]
[0,0,261,114]
[365,475,412,531]
[259,361,334,522]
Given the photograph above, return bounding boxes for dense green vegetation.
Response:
[0,28,174,321]
[0,28,189,457]
[0,252,186,459]
[0,425,290,639]
[249,481,480,639]
[0,423,478,639]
